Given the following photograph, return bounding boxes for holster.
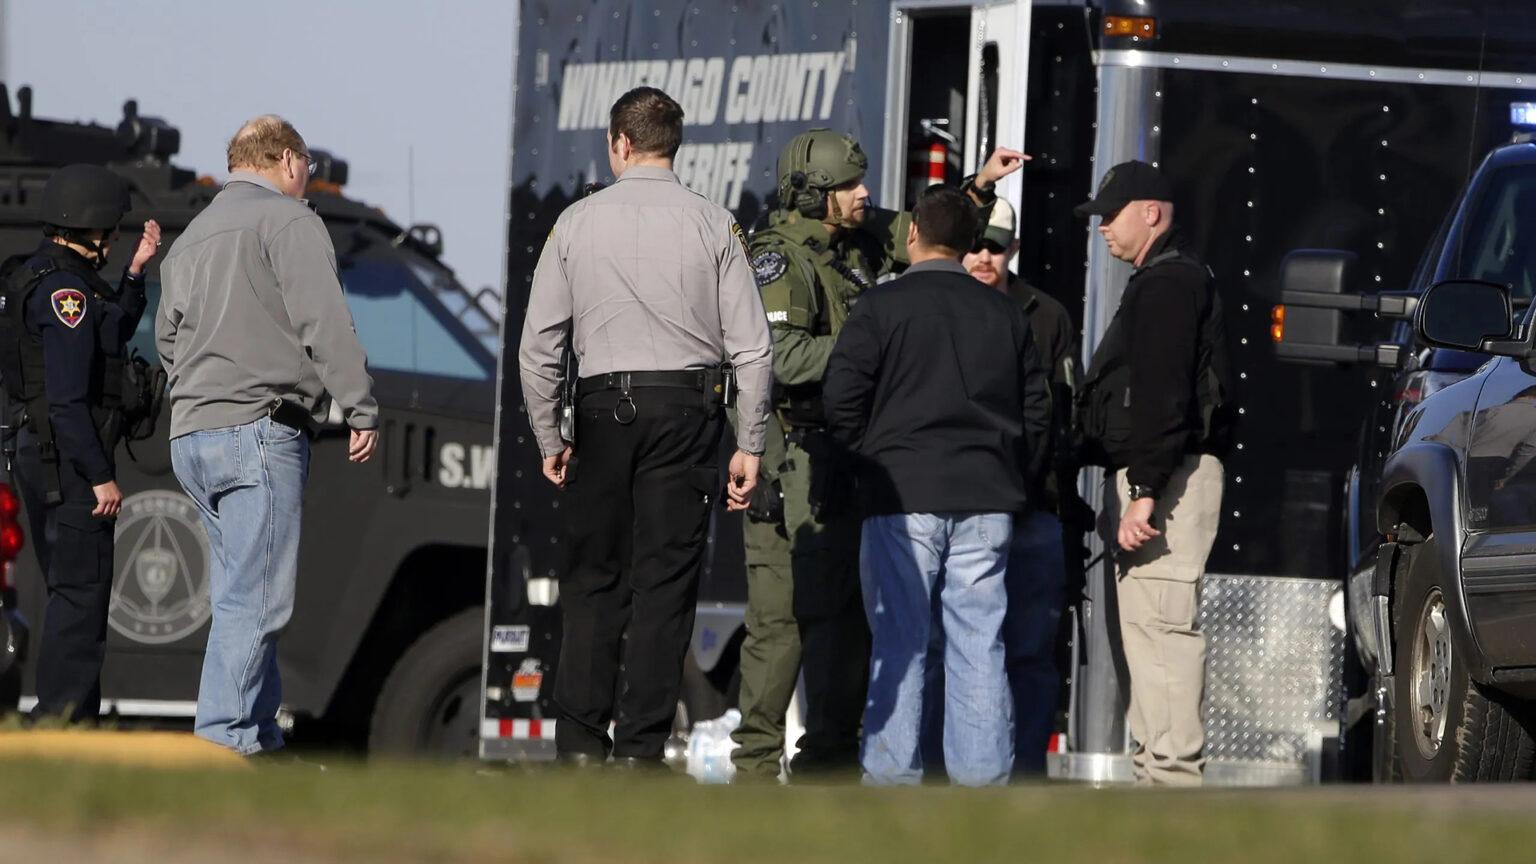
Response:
[745,475,784,525]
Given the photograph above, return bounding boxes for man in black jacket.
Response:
[824,185,1050,786]
[1075,160,1233,786]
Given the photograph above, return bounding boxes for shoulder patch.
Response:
[50,287,87,329]
[730,220,750,260]
[753,251,787,287]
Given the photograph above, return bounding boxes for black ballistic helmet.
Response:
[37,164,131,230]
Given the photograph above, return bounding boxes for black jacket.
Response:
[1081,228,1233,491]
[1007,278,1079,515]
[5,243,146,484]
[823,258,1051,516]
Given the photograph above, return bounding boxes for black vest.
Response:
[0,245,125,451]
[1077,247,1236,468]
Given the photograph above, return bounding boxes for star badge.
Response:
[50,288,87,329]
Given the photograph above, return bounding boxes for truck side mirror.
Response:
[1271,248,1409,368]
[1277,249,1353,350]
[1416,279,1517,353]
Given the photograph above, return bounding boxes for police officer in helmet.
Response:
[1,163,161,722]
[731,129,1024,778]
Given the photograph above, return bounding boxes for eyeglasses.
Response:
[292,150,318,177]
[970,239,1007,255]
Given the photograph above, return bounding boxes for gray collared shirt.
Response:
[517,165,774,455]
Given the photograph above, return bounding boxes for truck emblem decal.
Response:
[109,490,212,645]
[491,624,530,653]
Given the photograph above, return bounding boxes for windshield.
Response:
[1455,164,1536,301]
[340,249,496,381]
[129,245,496,383]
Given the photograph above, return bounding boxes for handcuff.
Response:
[614,372,637,425]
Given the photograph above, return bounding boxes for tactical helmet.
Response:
[777,128,868,221]
[37,164,131,230]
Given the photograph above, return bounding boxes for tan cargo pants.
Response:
[1108,454,1223,786]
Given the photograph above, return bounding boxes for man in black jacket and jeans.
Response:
[824,185,1050,786]
[1075,160,1234,786]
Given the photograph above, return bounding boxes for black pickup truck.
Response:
[1279,139,1536,781]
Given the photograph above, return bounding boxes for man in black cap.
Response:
[1074,160,1234,786]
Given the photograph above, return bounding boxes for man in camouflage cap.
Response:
[730,128,1025,780]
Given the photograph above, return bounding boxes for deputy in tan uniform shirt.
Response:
[517,86,774,767]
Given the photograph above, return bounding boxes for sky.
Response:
[5,0,516,297]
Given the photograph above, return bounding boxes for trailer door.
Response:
[880,1,1032,216]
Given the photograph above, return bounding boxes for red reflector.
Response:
[0,522,23,560]
[1395,388,1422,404]
[0,484,18,520]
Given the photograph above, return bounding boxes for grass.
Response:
[0,754,1531,863]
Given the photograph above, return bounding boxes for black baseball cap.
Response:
[1074,160,1173,218]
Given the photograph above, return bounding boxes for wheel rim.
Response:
[418,670,482,758]
[1410,588,1453,759]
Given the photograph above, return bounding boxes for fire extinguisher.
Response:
[908,117,958,207]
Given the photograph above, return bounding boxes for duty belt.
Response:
[575,368,731,425]
[575,369,712,397]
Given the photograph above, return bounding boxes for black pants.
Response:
[554,385,723,760]
[14,427,114,723]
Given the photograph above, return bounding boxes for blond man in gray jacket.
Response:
[158,115,378,756]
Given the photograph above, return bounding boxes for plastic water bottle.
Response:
[686,708,742,784]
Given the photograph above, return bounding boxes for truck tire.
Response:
[369,606,483,759]
[1388,537,1536,781]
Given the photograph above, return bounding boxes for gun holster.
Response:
[745,475,784,525]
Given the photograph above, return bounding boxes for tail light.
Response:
[0,523,20,561]
[0,484,22,589]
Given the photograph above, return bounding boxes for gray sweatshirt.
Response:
[158,173,378,438]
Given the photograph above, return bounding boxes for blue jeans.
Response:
[860,512,1013,786]
[171,415,310,755]
[921,511,1067,776]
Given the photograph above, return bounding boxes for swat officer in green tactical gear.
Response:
[730,128,1026,779]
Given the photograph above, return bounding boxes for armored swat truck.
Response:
[0,86,498,756]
